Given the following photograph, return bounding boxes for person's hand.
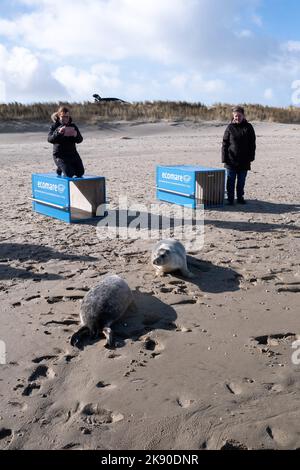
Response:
[64,127,77,137]
[58,126,66,134]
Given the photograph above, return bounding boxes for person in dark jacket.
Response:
[48,106,84,177]
[222,106,256,205]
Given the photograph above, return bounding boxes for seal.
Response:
[70,274,133,348]
[151,239,193,278]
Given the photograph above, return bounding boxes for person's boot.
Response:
[237,197,246,204]
[56,168,62,176]
[226,199,234,205]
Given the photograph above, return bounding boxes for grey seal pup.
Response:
[70,274,133,348]
[151,239,194,278]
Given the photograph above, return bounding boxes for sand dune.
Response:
[0,120,299,450]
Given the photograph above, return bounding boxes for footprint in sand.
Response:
[142,313,176,333]
[23,294,41,302]
[220,440,249,450]
[41,402,80,427]
[266,426,297,448]
[225,382,243,395]
[80,403,124,425]
[62,443,81,450]
[28,365,55,382]
[0,428,14,448]
[159,287,174,293]
[225,378,255,396]
[8,401,28,412]
[176,397,195,408]
[142,272,155,282]
[32,349,74,366]
[46,296,64,304]
[276,283,300,293]
[43,319,79,327]
[32,355,58,364]
[22,365,55,396]
[175,324,193,333]
[95,381,112,389]
[170,298,197,306]
[13,381,25,392]
[141,336,164,358]
[106,352,122,359]
[250,333,298,358]
[152,282,189,297]
[62,354,77,363]
[22,382,41,396]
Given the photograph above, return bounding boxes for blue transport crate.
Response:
[156,165,225,208]
[31,173,106,223]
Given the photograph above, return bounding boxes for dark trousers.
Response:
[54,156,84,178]
[226,169,248,201]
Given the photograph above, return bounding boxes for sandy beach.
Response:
[0,120,299,450]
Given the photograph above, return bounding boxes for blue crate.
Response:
[32,173,106,223]
[156,165,225,208]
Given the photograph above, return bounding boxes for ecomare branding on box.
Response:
[161,172,192,183]
[37,181,65,193]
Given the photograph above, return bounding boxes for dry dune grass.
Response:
[1,101,300,124]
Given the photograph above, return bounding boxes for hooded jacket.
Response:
[47,113,83,160]
[222,119,256,171]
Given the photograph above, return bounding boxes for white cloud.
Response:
[170,73,225,96]
[0,0,184,63]
[0,44,67,102]
[6,47,38,88]
[0,44,38,88]
[53,63,122,100]
[0,0,274,68]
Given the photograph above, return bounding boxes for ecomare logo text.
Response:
[37,181,65,192]
[161,172,191,183]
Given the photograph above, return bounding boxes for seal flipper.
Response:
[103,327,113,348]
[70,326,90,347]
[181,267,195,279]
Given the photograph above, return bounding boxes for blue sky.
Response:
[0,0,300,105]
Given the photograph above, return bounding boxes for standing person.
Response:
[48,106,85,177]
[222,106,256,205]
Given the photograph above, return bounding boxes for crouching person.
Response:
[48,106,85,178]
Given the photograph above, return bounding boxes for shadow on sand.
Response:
[69,290,177,350]
[219,199,300,215]
[169,256,242,294]
[0,243,98,281]
[205,218,299,233]
[0,264,62,281]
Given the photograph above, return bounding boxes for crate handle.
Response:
[156,187,194,197]
[29,197,69,211]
